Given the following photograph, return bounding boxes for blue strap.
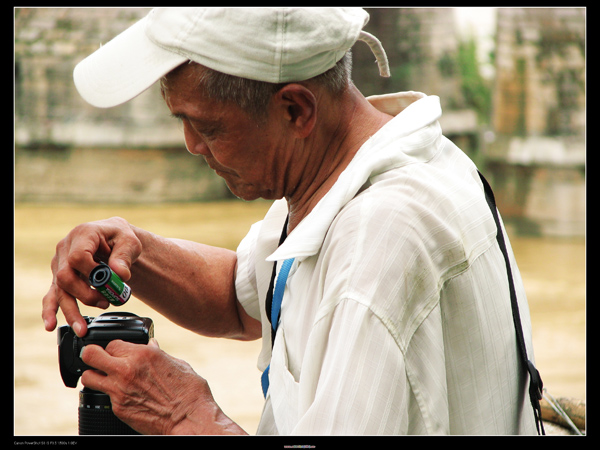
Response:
[262,257,295,398]
[261,363,271,398]
[270,258,295,330]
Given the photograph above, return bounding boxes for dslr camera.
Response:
[57,312,154,435]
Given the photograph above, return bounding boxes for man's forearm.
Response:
[128,225,259,340]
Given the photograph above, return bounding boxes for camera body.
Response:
[58,312,154,388]
[57,312,153,435]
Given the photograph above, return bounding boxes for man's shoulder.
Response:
[327,160,496,267]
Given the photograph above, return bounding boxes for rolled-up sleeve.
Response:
[234,220,262,322]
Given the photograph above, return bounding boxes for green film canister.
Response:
[89,263,131,306]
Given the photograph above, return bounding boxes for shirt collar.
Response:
[267,92,442,262]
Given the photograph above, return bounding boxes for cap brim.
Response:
[73,16,187,108]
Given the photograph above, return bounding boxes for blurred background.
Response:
[14,7,585,435]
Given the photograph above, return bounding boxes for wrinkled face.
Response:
[161,63,291,201]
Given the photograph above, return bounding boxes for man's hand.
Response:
[42,217,142,337]
[80,339,247,435]
[42,216,260,341]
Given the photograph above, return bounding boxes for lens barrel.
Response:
[78,388,139,435]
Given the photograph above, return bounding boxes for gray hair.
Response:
[194,51,353,119]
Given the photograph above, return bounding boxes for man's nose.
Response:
[183,121,209,156]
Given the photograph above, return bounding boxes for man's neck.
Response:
[285,85,393,233]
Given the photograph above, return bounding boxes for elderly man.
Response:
[42,8,542,435]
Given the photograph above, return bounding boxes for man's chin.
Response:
[225,182,281,203]
[224,181,260,202]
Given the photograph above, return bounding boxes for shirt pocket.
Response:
[269,328,300,434]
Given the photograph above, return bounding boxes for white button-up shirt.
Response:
[235,92,538,435]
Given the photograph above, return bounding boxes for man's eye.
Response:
[200,127,216,138]
[191,122,219,139]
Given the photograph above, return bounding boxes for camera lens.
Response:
[78,388,140,435]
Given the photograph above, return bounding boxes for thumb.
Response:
[102,217,142,282]
[148,338,160,349]
[106,243,140,283]
[107,258,133,282]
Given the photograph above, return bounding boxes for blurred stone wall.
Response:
[14,8,586,236]
[15,7,481,204]
[486,8,585,237]
[15,8,229,203]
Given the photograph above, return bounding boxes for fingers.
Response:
[80,341,157,393]
[42,217,142,335]
[42,283,108,336]
[41,285,60,332]
[82,339,157,367]
[80,344,112,393]
[42,246,109,336]
[55,252,106,307]
[81,343,113,370]
[61,217,141,283]
[42,285,82,335]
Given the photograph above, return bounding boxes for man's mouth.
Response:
[206,159,235,177]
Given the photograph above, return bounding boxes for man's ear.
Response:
[275,83,317,139]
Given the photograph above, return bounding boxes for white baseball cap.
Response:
[73,7,390,108]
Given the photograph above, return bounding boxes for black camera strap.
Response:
[478,171,545,435]
[265,215,290,347]
[261,215,291,398]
